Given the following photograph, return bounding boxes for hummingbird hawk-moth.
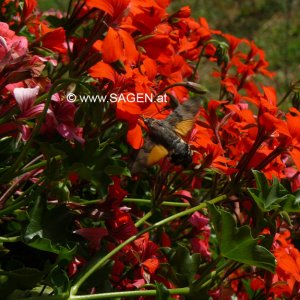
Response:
[130,98,201,173]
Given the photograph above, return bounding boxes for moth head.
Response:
[138,116,157,132]
[143,118,166,132]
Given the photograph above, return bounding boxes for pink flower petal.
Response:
[56,123,85,144]
[13,86,39,113]
[18,104,45,120]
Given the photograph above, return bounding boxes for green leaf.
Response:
[248,171,289,212]
[104,164,131,177]
[48,181,70,202]
[165,244,201,286]
[23,194,76,262]
[282,191,300,212]
[242,279,256,298]
[0,268,42,298]
[24,193,45,242]
[26,236,76,261]
[24,197,74,244]
[155,282,170,300]
[208,203,275,272]
[50,266,70,295]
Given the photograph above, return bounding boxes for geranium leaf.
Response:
[248,171,289,212]
[168,244,201,286]
[50,266,70,295]
[283,191,300,212]
[24,192,45,242]
[207,203,275,272]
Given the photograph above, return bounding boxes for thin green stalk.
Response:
[25,296,65,300]
[135,210,153,227]
[76,198,191,208]
[192,40,215,80]
[70,194,227,295]
[0,107,18,125]
[194,259,234,291]
[25,288,190,300]
[0,178,44,217]
[66,0,74,18]
[18,155,62,176]
[153,81,207,102]
[69,287,190,300]
[0,236,21,243]
[278,89,292,107]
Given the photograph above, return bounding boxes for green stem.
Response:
[277,85,294,107]
[194,259,234,291]
[25,288,190,300]
[153,82,207,102]
[135,210,153,227]
[66,0,74,18]
[0,178,44,217]
[192,39,222,80]
[76,198,191,208]
[0,236,21,243]
[25,296,65,300]
[70,194,227,295]
[69,287,190,300]
[18,155,62,176]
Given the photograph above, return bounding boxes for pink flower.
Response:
[189,211,209,229]
[0,22,28,60]
[41,95,85,144]
[51,101,85,144]
[0,22,45,91]
[13,86,45,120]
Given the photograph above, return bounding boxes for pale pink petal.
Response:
[0,36,8,55]
[56,123,85,144]
[13,86,40,113]
[132,278,145,288]
[18,104,45,120]
[51,93,61,102]
[11,36,28,56]
[39,56,58,66]
[20,125,31,141]
[4,82,24,93]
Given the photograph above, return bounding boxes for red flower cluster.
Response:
[250,230,300,298]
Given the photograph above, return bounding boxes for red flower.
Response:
[75,228,108,252]
[22,0,37,21]
[106,209,137,240]
[251,230,300,298]
[37,24,67,54]
[86,0,130,20]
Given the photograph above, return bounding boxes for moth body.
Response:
[130,98,202,173]
[143,118,192,167]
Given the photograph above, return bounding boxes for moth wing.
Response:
[165,98,200,137]
[130,138,168,173]
[174,119,195,138]
[147,144,169,165]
